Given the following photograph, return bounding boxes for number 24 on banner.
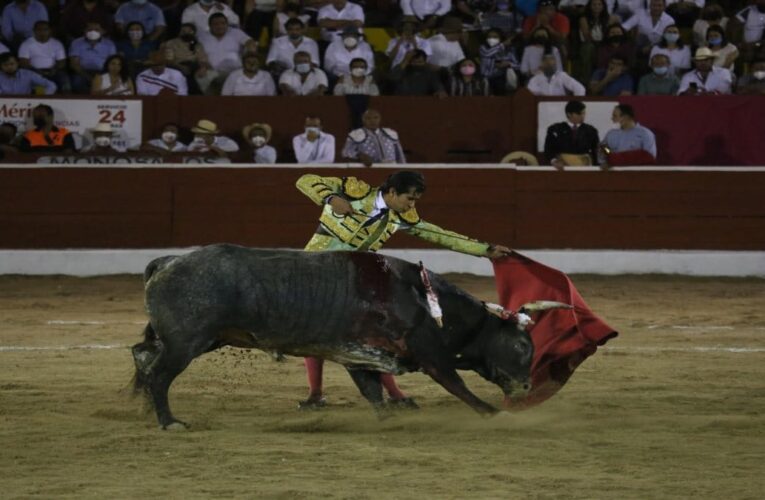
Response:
[99,110,126,125]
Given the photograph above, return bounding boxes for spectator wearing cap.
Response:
[544,100,600,167]
[146,123,188,153]
[1,0,49,50]
[0,53,56,94]
[401,0,452,30]
[736,59,765,94]
[385,20,433,69]
[198,13,256,77]
[342,109,405,166]
[161,22,217,95]
[637,53,679,94]
[293,116,335,163]
[324,26,375,78]
[187,119,239,156]
[520,27,563,77]
[449,58,490,96]
[69,21,117,93]
[274,3,311,38]
[266,18,320,74]
[115,0,166,42]
[182,0,240,34]
[589,55,634,96]
[599,103,656,166]
[622,0,674,50]
[390,48,447,96]
[648,24,690,77]
[317,0,365,43]
[19,104,75,152]
[82,122,124,153]
[18,21,70,93]
[427,17,466,69]
[243,122,277,163]
[480,28,520,95]
[117,21,158,78]
[333,58,380,95]
[527,51,585,96]
[705,25,739,71]
[279,51,328,95]
[60,0,115,42]
[678,47,733,95]
[91,54,136,95]
[222,52,276,95]
[136,51,189,95]
[522,0,570,45]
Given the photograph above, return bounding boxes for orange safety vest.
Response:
[23,127,71,148]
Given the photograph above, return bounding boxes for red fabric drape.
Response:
[493,252,618,408]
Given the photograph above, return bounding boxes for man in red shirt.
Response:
[522,0,570,45]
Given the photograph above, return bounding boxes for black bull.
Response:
[132,244,533,429]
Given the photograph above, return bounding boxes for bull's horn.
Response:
[484,302,512,319]
[519,301,574,312]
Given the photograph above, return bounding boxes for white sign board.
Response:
[537,100,619,153]
[0,98,143,150]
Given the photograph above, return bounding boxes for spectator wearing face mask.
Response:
[317,0,365,43]
[391,48,447,96]
[161,22,217,95]
[649,24,690,76]
[705,25,739,70]
[526,51,585,96]
[146,123,188,153]
[736,58,765,94]
[182,0,240,34]
[637,53,679,94]
[115,0,166,42]
[83,123,125,153]
[386,20,432,69]
[401,0,452,30]
[589,54,633,95]
[449,58,491,95]
[333,58,379,95]
[187,119,239,157]
[520,27,562,77]
[69,21,117,93]
[324,26,375,79]
[242,122,277,163]
[693,3,727,47]
[677,47,732,95]
[19,104,75,152]
[117,21,158,77]
[221,51,276,95]
[596,23,635,70]
[61,0,115,42]
[266,18,320,74]
[480,28,519,94]
[427,17,466,69]
[279,51,328,95]
[274,3,311,37]
[293,116,335,163]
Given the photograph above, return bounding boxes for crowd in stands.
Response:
[0,0,763,98]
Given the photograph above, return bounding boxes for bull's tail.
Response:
[130,322,164,406]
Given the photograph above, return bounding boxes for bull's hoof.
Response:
[388,397,420,410]
[297,396,327,411]
[161,420,189,431]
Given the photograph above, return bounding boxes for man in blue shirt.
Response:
[0,53,56,95]
[69,21,117,93]
[1,0,49,50]
[114,0,167,42]
[589,55,634,97]
[599,104,657,166]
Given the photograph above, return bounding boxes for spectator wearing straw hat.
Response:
[242,122,277,163]
[82,122,124,153]
[677,47,732,95]
[136,51,188,95]
[187,119,239,156]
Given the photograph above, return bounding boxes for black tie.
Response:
[571,124,579,144]
[362,208,389,228]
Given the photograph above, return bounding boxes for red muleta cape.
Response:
[493,252,618,408]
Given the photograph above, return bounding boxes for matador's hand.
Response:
[328,196,355,216]
[486,244,512,259]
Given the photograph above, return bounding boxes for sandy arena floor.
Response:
[1,273,764,499]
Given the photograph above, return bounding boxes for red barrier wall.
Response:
[2,167,764,250]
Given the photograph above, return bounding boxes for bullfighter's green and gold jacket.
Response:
[296,174,490,256]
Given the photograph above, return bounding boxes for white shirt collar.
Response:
[374,191,388,212]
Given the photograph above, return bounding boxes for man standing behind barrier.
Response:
[295,170,512,409]
[341,109,405,167]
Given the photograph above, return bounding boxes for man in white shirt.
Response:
[18,21,69,92]
[385,20,432,68]
[266,18,320,72]
[221,52,276,95]
[279,51,328,95]
[182,0,240,34]
[324,26,375,78]
[293,116,335,163]
[136,51,189,95]
[317,0,365,42]
[622,0,675,46]
[527,52,586,96]
[736,0,765,57]
[677,47,733,95]
[427,17,465,68]
[197,13,255,76]
[401,0,452,29]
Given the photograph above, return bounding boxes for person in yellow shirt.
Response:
[296,170,511,409]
